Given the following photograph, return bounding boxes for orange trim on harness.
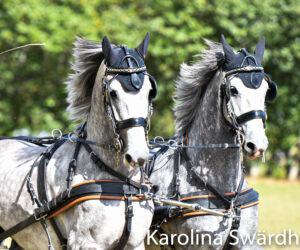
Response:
[48,194,146,219]
[182,201,259,218]
[180,187,252,201]
[72,179,123,188]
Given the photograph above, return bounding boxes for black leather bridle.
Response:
[102,52,156,153]
[222,65,277,132]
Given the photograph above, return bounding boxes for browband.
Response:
[106,66,146,74]
[225,66,264,77]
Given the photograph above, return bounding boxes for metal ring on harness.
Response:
[153,136,165,144]
[167,139,178,149]
[68,133,77,143]
[114,137,123,153]
[51,129,62,140]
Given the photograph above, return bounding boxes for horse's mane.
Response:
[174,39,225,133]
[66,37,105,121]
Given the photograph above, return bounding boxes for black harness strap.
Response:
[223,174,245,250]
[116,117,148,131]
[236,110,266,126]
[81,143,147,248]
[0,181,147,243]
[66,141,82,190]
[37,139,68,248]
[0,216,37,242]
[172,149,181,199]
[180,149,232,207]
[180,187,258,209]
[82,143,143,190]
[37,139,66,203]
[179,149,250,249]
[114,196,133,250]
[0,136,56,147]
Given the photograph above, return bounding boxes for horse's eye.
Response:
[109,90,117,99]
[230,86,239,96]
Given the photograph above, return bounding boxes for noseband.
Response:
[103,51,155,152]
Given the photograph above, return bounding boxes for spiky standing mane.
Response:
[66,37,104,120]
[174,40,225,133]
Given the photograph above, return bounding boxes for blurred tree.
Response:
[0,0,299,176]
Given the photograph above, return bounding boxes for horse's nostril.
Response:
[246,142,257,152]
[137,158,146,166]
[125,154,132,164]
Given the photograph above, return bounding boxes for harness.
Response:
[148,142,256,247]
[0,46,157,249]
[0,129,154,250]
[148,64,277,249]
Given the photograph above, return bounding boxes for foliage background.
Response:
[0,0,299,177]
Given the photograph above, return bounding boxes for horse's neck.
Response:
[186,73,242,192]
[86,97,118,169]
[84,71,127,178]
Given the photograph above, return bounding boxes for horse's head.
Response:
[100,33,156,167]
[221,35,277,159]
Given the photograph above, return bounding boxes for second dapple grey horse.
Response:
[147,36,276,249]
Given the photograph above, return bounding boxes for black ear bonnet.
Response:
[101,33,156,97]
[221,35,277,101]
[105,46,146,91]
[223,48,264,89]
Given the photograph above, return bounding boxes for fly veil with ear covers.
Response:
[101,33,157,152]
[102,32,157,97]
[221,35,278,130]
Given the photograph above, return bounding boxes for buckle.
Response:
[124,195,134,218]
[34,209,47,221]
[141,183,151,194]
[41,151,51,159]
[126,203,133,214]
[90,151,99,163]
[126,203,134,218]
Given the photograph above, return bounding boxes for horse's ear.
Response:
[102,36,112,59]
[136,32,150,59]
[254,37,265,64]
[221,34,236,62]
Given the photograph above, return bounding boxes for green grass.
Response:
[248,178,300,250]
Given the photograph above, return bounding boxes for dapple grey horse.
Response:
[147,36,276,249]
[0,34,155,249]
